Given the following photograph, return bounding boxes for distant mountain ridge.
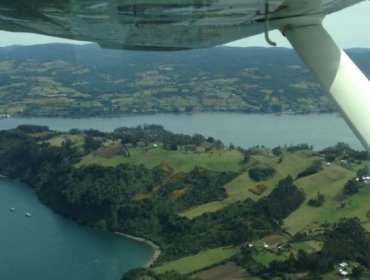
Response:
[0,44,369,117]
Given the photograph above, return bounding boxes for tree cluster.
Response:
[254,176,305,221]
[307,191,325,207]
[297,160,323,179]
[0,126,286,264]
[248,166,276,181]
[321,142,369,162]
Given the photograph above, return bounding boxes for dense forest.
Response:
[0,125,294,261]
[1,125,370,279]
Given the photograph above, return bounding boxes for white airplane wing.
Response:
[1,0,370,151]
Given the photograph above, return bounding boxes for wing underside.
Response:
[0,0,363,50]
[1,0,370,151]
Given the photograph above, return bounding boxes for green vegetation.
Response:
[154,247,239,275]
[249,166,277,181]
[79,147,243,173]
[182,149,317,218]
[1,125,370,280]
[297,159,323,179]
[6,45,369,117]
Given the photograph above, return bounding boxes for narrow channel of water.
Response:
[0,113,363,150]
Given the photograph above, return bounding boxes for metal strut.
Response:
[264,0,276,46]
[276,17,370,152]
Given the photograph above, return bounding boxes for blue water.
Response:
[0,178,152,280]
[0,112,363,150]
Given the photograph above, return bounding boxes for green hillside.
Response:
[1,125,370,280]
[3,45,370,117]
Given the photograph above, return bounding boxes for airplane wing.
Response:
[1,0,370,152]
[0,0,363,50]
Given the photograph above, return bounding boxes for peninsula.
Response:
[1,124,370,280]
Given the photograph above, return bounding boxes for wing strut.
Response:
[275,16,370,152]
[264,0,277,46]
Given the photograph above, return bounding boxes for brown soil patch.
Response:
[95,144,121,158]
[260,234,287,244]
[195,262,248,280]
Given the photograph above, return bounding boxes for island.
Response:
[0,124,370,280]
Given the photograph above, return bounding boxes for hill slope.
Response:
[1,44,369,117]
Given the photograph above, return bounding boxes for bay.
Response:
[0,112,363,150]
[0,178,152,280]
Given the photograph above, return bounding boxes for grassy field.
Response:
[181,151,318,218]
[224,151,318,204]
[179,200,226,219]
[153,247,239,275]
[283,163,359,234]
[46,134,84,147]
[249,239,322,271]
[253,250,286,267]
[79,146,244,172]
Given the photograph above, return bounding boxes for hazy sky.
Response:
[226,1,370,48]
[0,1,369,49]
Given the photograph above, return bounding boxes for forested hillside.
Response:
[1,125,370,279]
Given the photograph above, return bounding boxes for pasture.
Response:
[182,150,318,218]
[153,247,239,275]
[79,145,244,172]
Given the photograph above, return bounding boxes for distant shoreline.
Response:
[116,232,161,268]
[2,111,338,120]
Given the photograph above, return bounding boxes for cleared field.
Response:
[195,262,248,280]
[79,147,244,172]
[250,239,322,269]
[153,247,239,275]
[225,151,317,202]
[95,143,121,158]
[181,151,318,218]
[253,250,286,267]
[47,134,84,147]
[179,200,226,219]
[283,163,359,234]
[292,241,322,254]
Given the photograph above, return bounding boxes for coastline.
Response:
[5,111,336,119]
[116,232,161,268]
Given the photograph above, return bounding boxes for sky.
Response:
[0,1,369,49]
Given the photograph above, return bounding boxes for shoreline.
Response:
[116,232,161,268]
[2,111,337,120]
